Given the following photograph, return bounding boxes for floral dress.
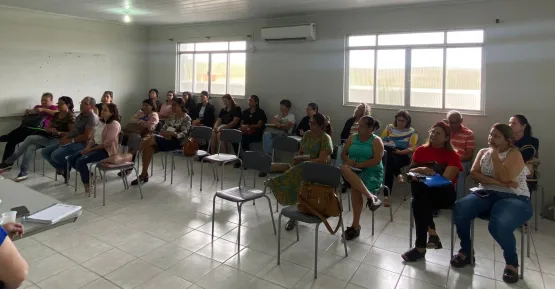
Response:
[269,131,333,206]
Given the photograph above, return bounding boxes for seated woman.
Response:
[509,115,539,181]
[131,97,192,185]
[234,95,267,168]
[402,122,462,262]
[118,99,159,176]
[268,113,333,230]
[68,103,121,194]
[182,91,197,114]
[191,91,216,128]
[381,110,418,207]
[210,94,241,154]
[340,103,371,142]
[0,222,27,289]
[0,97,75,182]
[149,88,162,112]
[340,116,384,240]
[95,91,113,113]
[159,91,175,120]
[296,103,332,137]
[1,92,58,162]
[452,123,532,283]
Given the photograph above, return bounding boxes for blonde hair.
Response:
[354,103,371,117]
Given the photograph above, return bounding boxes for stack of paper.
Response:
[26,204,81,224]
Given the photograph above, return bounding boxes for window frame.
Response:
[344,29,485,114]
[177,41,248,98]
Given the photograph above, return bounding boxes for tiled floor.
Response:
[4,156,555,289]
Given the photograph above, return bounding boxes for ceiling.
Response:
[0,0,480,26]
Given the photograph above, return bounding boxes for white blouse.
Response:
[478,148,530,197]
[93,122,105,145]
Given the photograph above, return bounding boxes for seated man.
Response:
[42,96,98,181]
[0,222,27,289]
[261,99,295,177]
[1,93,58,162]
[446,110,475,199]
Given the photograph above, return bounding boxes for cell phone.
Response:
[11,206,30,218]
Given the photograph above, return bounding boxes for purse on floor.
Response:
[297,182,343,235]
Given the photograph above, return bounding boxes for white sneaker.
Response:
[14,172,28,182]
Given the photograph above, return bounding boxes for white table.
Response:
[0,178,82,239]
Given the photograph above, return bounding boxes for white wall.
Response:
[0,6,148,133]
[149,0,555,202]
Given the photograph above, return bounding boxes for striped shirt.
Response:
[381,124,418,150]
[451,125,475,159]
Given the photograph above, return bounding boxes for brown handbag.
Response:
[297,182,343,235]
[182,137,199,156]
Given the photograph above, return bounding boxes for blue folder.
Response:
[421,173,453,187]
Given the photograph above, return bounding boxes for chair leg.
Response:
[74,170,78,194]
[347,191,352,212]
[277,212,283,265]
[521,224,525,279]
[66,160,70,185]
[276,199,279,213]
[102,170,107,206]
[164,153,168,182]
[470,220,475,266]
[211,194,217,240]
[371,211,375,236]
[527,222,531,257]
[150,156,154,176]
[170,154,174,184]
[450,209,455,258]
[264,196,277,235]
[220,162,225,190]
[93,167,98,199]
[133,166,144,200]
[237,202,244,250]
[295,221,300,241]
[189,159,194,189]
[314,223,320,279]
[386,187,393,222]
[200,160,204,191]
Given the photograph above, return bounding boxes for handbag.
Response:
[297,182,343,235]
[100,153,133,167]
[122,123,150,138]
[519,145,539,179]
[21,114,46,128]
[182,137,199,156]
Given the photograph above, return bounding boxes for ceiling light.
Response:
[123,14,132,23]
[124,0,131,10]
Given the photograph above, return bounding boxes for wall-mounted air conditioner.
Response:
[261,23,316,41]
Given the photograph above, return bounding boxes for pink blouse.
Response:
[159,102,173,118]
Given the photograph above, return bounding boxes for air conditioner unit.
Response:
[261,23,316,41]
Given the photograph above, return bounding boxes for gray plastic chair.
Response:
[93,162,143,206]
[270,135,300,212]
[211,151,276,249]
[277,162,348,279]
[201,129,242,190]
[169,126,212,186]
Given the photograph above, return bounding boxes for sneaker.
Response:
[0,162,13,170]
[503,268,519,283]
[402,248,426,262]
[14,172,28,182]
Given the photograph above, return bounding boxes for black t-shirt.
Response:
[242,108,267,135]
[218,106,242,128]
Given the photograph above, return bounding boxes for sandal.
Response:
[117,169,132,177]
[366,197,382,211]
[502,268,519,284]
[450,253,474,268]
[384,198,390,208]
[343,226,361,240]
[131,174,148,186]
[427,235,443,249]
[402,248,426,262]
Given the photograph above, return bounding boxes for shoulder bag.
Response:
[297,182,343,235]
[182,137,199,156]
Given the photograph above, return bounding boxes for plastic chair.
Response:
[169,126,212,186]
[93,162,143,206]
[200,129,242,190]
[210,151,276,249]
[277,163,348,279]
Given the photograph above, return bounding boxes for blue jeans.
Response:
[456,161,471,198]
[5,135,57,174]
[263,132,274,154]
[68,148,109,184]
[41,142,85,172]
[454,190,533,266]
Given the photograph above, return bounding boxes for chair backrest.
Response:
[220,129,242,144]
[242,151,272,173]
[272,135,299,153]
[302,162,341,187]
[190,126,213,142]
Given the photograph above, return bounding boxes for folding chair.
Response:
[170,126,212,186]
[200,129,242,190]
[210,151,276,249]
[277,163,348,279]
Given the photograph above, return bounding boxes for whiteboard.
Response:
[0,48,111,117]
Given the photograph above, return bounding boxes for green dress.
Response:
[348,133,384,193]
[270,131,333,206]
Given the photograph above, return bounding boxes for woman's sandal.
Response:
[402,248,426,262]
[450,253,474,268]
[366,197,382,211]
[131,174,149,186]
[427,235,443,249]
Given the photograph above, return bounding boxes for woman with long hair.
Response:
[182,91,197,114]
[191,91,216,128]
[210,94,241,154]
[402,122,462,262]
[159,91,175,120]
[296,103,332,136]
[148,88,162,112]
[509,114,539,163]
[452,124,532,283]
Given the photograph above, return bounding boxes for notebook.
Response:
[26,204,82,224]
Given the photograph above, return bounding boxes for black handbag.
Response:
[20,114,46,128]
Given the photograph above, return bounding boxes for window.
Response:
[178,41,247,97]
[346,30,484,111]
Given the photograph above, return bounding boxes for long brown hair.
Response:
[222,94,237,109]
[424,122,455,152]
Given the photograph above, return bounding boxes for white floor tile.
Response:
[401,261,449,288]
[257,259,310,288]
[36,265,99,289]
[61,238,113,263]
[167,253,222,283]
[80,278,121,289]
[141,243,193,269]
[225,248,275,275]
[362,247,406,274]
[293,271,348,289]
[350,263,400,289]
[26,253,77,283]
[196,264,254,289]
[135,271,193,289]
[171,230,214,252]
[105,259,163,289]
[396,275,443,289]
[82,248,137,276]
